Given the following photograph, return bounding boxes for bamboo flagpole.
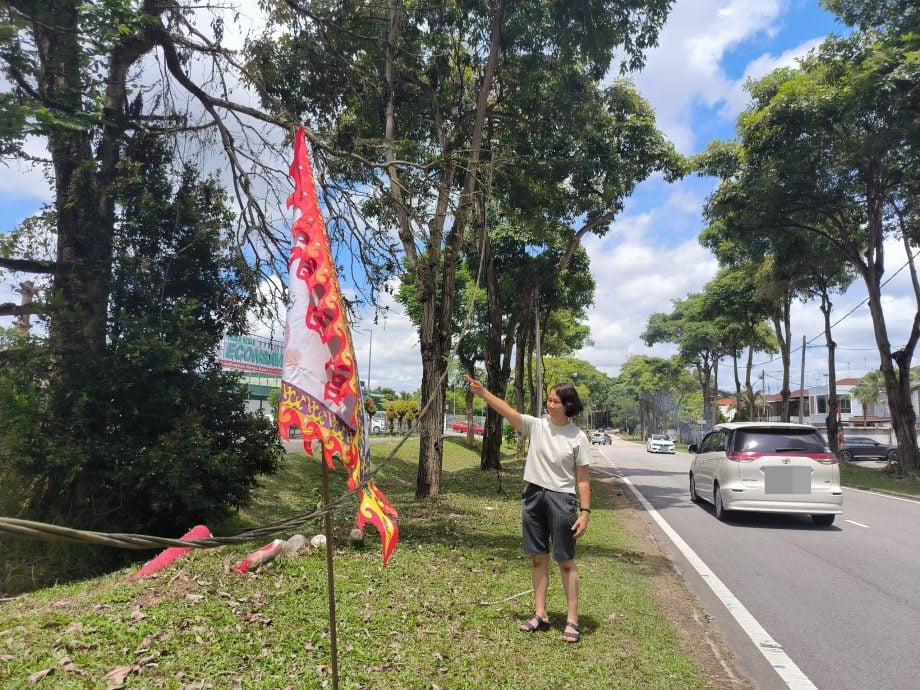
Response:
[277,126,400,685]
[321,461,339,688]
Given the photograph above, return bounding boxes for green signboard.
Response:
[219,335,283,376]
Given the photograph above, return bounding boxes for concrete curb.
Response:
[843,483,920,502]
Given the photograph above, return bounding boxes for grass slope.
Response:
[0,439,724,689]
[839,463,920,496]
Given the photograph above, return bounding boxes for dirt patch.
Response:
[599,476,755,690]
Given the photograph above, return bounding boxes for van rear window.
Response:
[732,429,830,454]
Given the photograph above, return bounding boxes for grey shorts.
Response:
[521,482,578,562]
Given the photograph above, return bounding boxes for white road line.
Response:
[845,486,920,504]
[844,519,870,528]
[613,470,817,690]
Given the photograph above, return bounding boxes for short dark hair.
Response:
[552,383,583,418]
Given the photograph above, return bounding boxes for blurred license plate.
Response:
[764,466,811,494]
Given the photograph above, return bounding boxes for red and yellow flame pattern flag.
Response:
[278,126,398,565]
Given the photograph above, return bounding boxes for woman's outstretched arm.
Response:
[464,375,523,433]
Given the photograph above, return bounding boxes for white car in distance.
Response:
[647,434,675,454]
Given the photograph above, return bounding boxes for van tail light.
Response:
[726,451,837,464]
[725,451,757,462]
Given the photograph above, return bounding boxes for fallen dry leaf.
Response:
[104,664,133,689]
[58,656,80,672]
[65,639,93,651]
[28,668,52,683]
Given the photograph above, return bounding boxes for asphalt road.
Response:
[591,436,920,690]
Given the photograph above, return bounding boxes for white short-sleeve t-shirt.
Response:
[520,414,592,494]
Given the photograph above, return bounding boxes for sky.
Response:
[0,1,911,399]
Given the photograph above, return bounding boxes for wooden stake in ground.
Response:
[321,460,339,689]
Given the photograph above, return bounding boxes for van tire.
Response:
[689,474,700,503]
[713,482,731,521]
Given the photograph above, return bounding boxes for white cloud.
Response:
[628,0,788,151]
[575,181,720,376]
[719,37,823,119]
[353,289,422,393]
[0,134,53,203]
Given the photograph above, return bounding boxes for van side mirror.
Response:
[688,444,699,454]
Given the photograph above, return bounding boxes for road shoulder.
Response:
[594,470,755,689]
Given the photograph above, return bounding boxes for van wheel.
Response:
[713,483,731,521]
[811,514,835,526]
[689,474,700,503]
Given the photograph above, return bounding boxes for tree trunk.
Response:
[862,269,919,474]
[771,292,792,422]
[695,354,713,429]
[415,309,447,496]
[745,323,757,420]
[819,289,841,456]
[414,219,455,496]
[32,1,125,512]
[514,324,526,413]
[712,357,720,426]
[393,0,501,497]
[732,347,741,421]
[514,322,528,459]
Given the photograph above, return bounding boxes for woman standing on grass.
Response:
[464,374,592,643]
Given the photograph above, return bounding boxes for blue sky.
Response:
[2,1,906,397]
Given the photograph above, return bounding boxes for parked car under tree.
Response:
[452,421,484,435]
[839,436,897,462]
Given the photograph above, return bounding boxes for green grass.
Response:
[840,462,920,497]
[0,439,716,689]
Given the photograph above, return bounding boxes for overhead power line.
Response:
[750,250,920,370]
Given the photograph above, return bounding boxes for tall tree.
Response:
[707,12,920,470]
[643,294,723,427]
[473,73,681,471]
[700,266,777,420]
[250,0,677,496]
[699,140,855,436]
[850,370,885,426]
[0,2,299,531]
[474,223,595,471]
[616,355,691,437]
[0,133,282,588]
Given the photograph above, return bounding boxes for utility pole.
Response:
[798,335,806,424]
[760,370,766,420]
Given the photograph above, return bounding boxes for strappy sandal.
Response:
[519,613,550,633]
[562,621,581,643]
